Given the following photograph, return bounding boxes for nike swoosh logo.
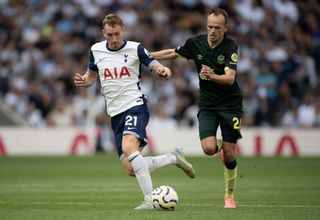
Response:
[127,127,136,130]
[98,57,108,62]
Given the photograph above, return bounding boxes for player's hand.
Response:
[157,66,172,80]
[199,64,214,80]
[74,73,86,87]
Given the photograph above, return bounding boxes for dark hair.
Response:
[102,14,124,28]
[208,8,228,25]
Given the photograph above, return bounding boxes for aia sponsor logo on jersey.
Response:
[103,66,131,80]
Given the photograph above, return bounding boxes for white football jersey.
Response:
[88,41,157,117]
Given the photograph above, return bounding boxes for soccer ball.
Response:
[151,185,179,210]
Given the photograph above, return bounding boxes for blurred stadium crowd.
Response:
[0,0,320,132]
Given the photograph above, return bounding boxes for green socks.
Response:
[224,162,237,199]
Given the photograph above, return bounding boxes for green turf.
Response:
[0,154,319,220]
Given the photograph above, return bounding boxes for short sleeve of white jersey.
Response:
[137,44,158,70]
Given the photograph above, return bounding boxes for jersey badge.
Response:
[217,55,225,64]
[197,54,203,60]
[124,54,128,62]
[231,53,238,63]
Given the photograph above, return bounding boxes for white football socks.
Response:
[128,151,153,202]
[144,152,177,172]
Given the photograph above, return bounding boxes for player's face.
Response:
[103,24,125,50]
[207,14,227,45]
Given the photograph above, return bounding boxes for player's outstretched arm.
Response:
[74,69,98,88]
[151,49,178,60]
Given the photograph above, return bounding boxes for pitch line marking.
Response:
[0,201,319,208]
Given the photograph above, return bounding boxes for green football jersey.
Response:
[175,34,242,111]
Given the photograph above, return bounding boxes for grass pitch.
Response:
[0,154,319,220]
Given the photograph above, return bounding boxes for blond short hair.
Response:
[102,14,124,28]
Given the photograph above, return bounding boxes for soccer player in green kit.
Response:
[151,8,242,208]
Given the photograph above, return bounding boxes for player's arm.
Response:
[152,38,193,60]
[150,61,172,80]
[150,49,178,60]
[200,43,238,85]
[74,69,98,88]
[200,65,236,85]
[138,44,172,80]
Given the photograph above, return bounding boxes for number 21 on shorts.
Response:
[125,115,137,127]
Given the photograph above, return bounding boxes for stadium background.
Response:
[1,1,320,219]
[0,0,319,155]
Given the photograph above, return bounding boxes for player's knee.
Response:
[202,145,216,156]
[223,150,235,163]
[121,147,130,157]
[122,135,140,158]
[121,143,132,156]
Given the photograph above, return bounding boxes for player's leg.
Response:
[220,111,242,208]
[144,148,196,178]
[222,141,237,208]
[111,103,154,210]
[200,136,223,155]
[144,153,176,172]
[122,134,153,209]
[121,156,134,176]
[198,109,221,156]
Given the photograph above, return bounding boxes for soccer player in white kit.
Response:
[74,14,195,210]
